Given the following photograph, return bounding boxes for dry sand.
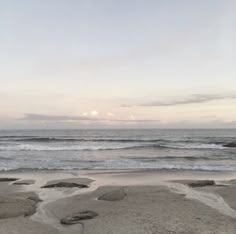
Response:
[0,170,235,234]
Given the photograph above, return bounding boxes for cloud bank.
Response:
[21,114,159,123]
[129,94,236,107]
[22,114,97,121]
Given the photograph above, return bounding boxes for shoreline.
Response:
[0,169,236,233]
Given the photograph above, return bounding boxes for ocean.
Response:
[0,129,235,172]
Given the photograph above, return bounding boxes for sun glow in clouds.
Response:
[91,111,99,116]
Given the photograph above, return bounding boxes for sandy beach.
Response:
[0,170,235,234]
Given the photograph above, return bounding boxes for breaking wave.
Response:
[0,142,232,151]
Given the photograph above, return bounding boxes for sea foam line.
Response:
[165,182,236,219]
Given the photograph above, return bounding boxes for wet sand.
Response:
[0,170,236,234]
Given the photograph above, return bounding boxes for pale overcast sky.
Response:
[0,0,236,128]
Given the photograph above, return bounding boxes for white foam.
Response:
[161,143,225,149]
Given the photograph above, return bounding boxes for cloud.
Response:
[109,119,159,123]
[107,112,114,117]
[21,114,97,121]
[20,113,159,123]
[128,94,236,107]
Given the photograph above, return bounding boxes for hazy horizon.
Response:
[1,0,236,129]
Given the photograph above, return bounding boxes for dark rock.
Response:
[98,188,126,201]
[61,211,98,225]
[223,142,236,148]
[41,182,89,189]
[0,178,18,182]
[14,182,30,185]
[215,184,228,187]
[188,180,215,188]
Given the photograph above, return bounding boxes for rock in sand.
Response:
[61,211,98,225]
[0,178,18,182]
[188,180,215,188]
[0,192,40,219]
[41,182,89,189]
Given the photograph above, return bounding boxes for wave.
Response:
[1,164,235,172]
[0,144,144,151]
[0,135,235,150]
[0,142,232,151]
[12,137,165,143]
[0,156,13,161]
[0,135,35,138]
[128,155,235,162]
[159,143,226,150]
[2,136,216,144]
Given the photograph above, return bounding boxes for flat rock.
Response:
[41,182,89,188]
[41,177,92,189]
[0,192,40,219]
[0,178,18,182]
[223,142,236,148]
[0,216,59,234]
[188,180,215,188]
[61,211,98,225]
[98,188,126,201]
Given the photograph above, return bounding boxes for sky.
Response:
[0,0,236,129]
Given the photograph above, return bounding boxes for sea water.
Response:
[0,129,235,171]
